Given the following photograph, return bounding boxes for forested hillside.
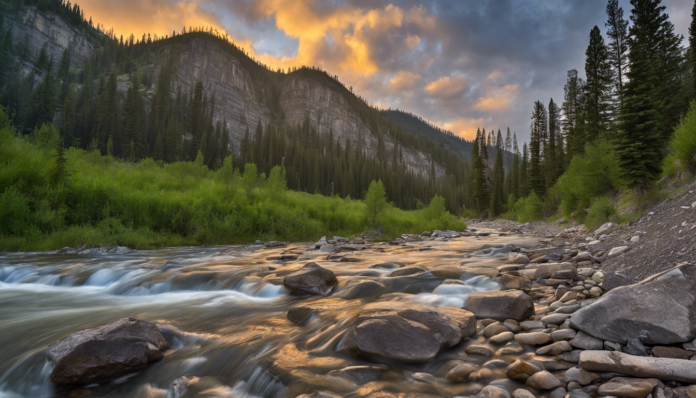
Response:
[0,0,519,215]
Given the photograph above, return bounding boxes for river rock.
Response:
[287,305,317,326]
[483,323,510,338]
[569,331,604,350]
[342,306,476,363]
[652,346,694,359]
[389,267,427,277]
[594,222,619,236]
[579,350,696,383]
[500,274,532,291]
[474,385,511,398]
[551,329,577,341]
[283,263,338,296]
[464,290,535,321]
[264,241,286,247]
[508,252,531,264]
[597,377,660,398]
[515,332,551,345]
[490,331,515,345]
[447,363,477,382]
[465,345,494,357]
[541,313,571,325]
[533,263,576,280]
[512,390,535,398]
[335,281,386,300]
[570,264,696,345]
[536,341,572,356]
[506,359,542,382]
[608,246,630,257]
[563,367,600,386]
[526,370,561,390]
[46,318,169,384]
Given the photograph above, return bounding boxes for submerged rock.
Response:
[464,290,535,321]
[341,306,476,363]
[283,263,338,296]
[570,263,696,345]
[46,318,168,384]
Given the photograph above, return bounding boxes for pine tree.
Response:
[619,0,683,186]
[606,0,629,110]
[153,130,164,161]
[548,98,561,183]
[529,100,547,196]
[584,26,613,142]
[490,133,504,217]
[521,143,529,197]
[691,0,696,96]
[189,82,204,160]
[562,70,586,158]
[62,86,76,146]
[30,65,57,129]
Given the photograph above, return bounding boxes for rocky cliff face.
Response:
[153,37,444,176]
[5,8,99,70]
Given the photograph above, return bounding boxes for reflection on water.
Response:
[0,234,539,398]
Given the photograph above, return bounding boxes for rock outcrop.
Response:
[46,318,169,384]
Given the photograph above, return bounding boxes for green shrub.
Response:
[585,196,617,229]
[670,101,696,169]
[552,140,624,220]
[662,154,680,178]
[515,192,544,223]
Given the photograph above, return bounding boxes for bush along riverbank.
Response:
[0,108,465,252]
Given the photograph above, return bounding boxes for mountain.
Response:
[0,0,475,211]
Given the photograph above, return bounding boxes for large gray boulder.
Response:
[464,290,535,321]
[283,263,338,296]
[341,306,476,363]
[46,318,169,384]
[570,264,696,344]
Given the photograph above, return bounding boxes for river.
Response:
[0,232,542,398]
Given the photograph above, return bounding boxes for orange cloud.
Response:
[438,118,491,140]
[405,34,421,48]
[77,0,225,41]
[474,84,519,112]
[389,71,420,92]
[425,75,467,100]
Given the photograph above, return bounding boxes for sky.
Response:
[76,0,694,143]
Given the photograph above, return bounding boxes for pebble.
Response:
[536,341,572,356]
[520,321,544,330]
[570,331,604,350]
[551,329,577,341]
[497,342,525,355]
[597,377,661,398]
[512,389,535,398]
[484,323,510,338]
[564,367,600,386]
[541,313,572,325]
[506,359,542,382]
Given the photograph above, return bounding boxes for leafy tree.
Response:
[365,179,388,225]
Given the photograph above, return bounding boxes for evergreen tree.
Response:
[490,133,504,217]
[30,65,58,129]
[691,0,696,97]
[562,70,586,158]
[548,98,561,183]
[124,75,147,160]
[189,82,205,160]
[529,100,547,196]
[606,0,629,110]
[153,130,164,161]
[96,71,119,155]
[618,0,684,186]
[584,26,613,142]
[58,48,71,78]
[62,86,76,146]
[521,143,529,197]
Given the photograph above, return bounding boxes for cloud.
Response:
[389,71,420,92]
[438,118,491,141]
[425,75,467,100]
[474,84,519,112]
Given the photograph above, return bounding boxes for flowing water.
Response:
[0,233,542,398]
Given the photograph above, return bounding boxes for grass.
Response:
[0,113,465,251]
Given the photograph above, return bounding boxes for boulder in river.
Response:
[464,290,535,321]
[570,263,696,345]
[282,263,338,296]
[46,318,169,384]
[341,306,476,363]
